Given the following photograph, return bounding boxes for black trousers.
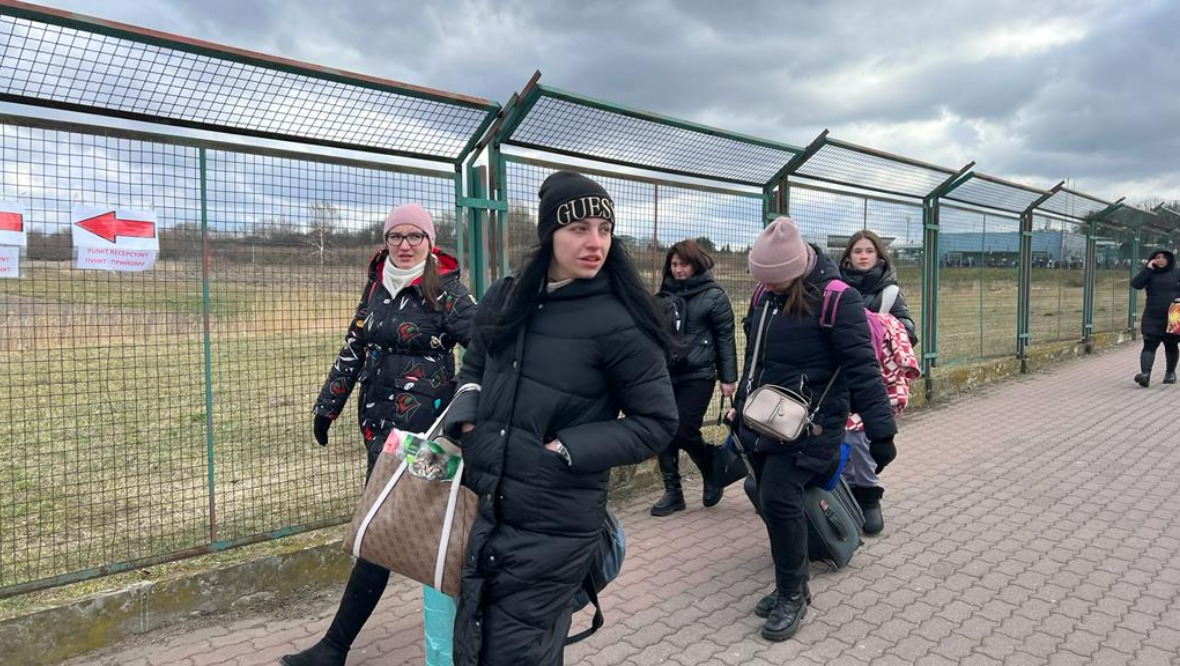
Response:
[660,378,716,481]
[1142,334,1180,373]
[749,452,820,595]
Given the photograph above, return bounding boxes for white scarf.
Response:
[382,256,427,298]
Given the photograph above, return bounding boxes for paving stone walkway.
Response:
[63,345,1180,665]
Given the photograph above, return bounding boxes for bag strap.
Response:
[878,284,899,315]
[424,383,481,441]
[744,299,773,396]
[434,459,466,591]
[353,460,409,558]
[564,576,604,645]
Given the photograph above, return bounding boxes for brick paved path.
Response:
[64,345,1180,665]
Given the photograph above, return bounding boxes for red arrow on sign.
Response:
[0,211,22,233]
[75,211,156,243]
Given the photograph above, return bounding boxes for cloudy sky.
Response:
[26,0,1180,205]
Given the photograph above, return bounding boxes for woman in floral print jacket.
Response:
[284,203,476,666]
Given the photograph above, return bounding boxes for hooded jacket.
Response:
[840,259,917,343]
[657,271,739,384]
[1131,248,1180,337]
[312,248,476,459]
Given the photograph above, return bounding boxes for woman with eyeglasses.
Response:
[283,203,476,666]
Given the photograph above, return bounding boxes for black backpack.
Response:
[656,291,690,368]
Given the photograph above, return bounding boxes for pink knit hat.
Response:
[382,203,435,247]
[748,216,814,284]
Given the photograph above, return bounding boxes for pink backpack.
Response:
[749,280,886,363]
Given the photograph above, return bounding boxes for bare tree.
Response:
[307,201,340,267]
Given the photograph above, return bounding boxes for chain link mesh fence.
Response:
[0,119,459,592]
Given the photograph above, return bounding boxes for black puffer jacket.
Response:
[840,259,917,343]
[1131,248,1179,337]
[734,251,896,477]
[450,273,677,666]
[658,271,739,384]
[312,249,476,457]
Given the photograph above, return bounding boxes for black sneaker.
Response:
[1135,372,1151,388]
[1164,372,1177,385]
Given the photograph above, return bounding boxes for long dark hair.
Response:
[483,237,673,356]
[839,229,893,272]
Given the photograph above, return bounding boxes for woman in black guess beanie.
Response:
[444,170,678,664]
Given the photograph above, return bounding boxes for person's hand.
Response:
[313,415,332,446]
[724,408,737,423]
[869,436,896,474]
[720,383,736,398]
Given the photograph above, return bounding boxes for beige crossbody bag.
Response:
[742,300,841,442]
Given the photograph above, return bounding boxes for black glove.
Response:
[870,436,896,474]
[313,415,333,446]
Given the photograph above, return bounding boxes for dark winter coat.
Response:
[733,251,897,477]
[658,271,739,384]
[312,249,476,461]
[448,272,677,666]
[1131,248,1179,338]
[840,259,917,343]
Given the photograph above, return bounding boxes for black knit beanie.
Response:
[536,171,615,240]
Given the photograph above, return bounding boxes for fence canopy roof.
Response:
[0,0,500,163]
[943,172,1047,215]
[1036,187,1119,221]
[498,78,803,187]
[788,134,965,199]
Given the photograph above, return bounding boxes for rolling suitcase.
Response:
[804,476,864,569]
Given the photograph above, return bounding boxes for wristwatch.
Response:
[552,440,572,467]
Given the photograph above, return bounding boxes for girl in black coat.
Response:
[1131,248,1180,387]
[839,229,916,343]
[838,229,915,535]
[445,171,678,665]
[650,239,739,516]
[284,203,476,666]
[727,217,896,643]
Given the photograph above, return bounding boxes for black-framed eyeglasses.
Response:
[385,232,428,246]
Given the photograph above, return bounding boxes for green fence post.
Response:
[1082,219,1097,350]
[920,198,939,399]
[199,147,217,542]
[465,163,487,297]
[1128,231,1140,335]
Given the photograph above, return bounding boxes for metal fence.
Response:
[2,1,1178,597]
[0,116,465,593]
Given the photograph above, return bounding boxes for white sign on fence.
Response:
[0,201,27,249]
[72,205,160,271]
[0,245,19,279]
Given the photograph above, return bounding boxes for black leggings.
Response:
[1142,335,1179,373]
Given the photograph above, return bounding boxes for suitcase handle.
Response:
[820,499,848,541]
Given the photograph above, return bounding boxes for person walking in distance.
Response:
[650,239,739,516]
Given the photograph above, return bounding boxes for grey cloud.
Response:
[31,0,1180,201]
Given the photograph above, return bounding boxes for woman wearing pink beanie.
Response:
[727,216,897,642]
[287,202,476,666]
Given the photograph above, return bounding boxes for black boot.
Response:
[760,589,809,641]
[281,559,389,666]
[686,445,723,508]
[280,641,347,666]
[851,486,885,536]
[754,581,810,618]
[651,449,686,517]
[1136,350,1155,387]
[1165,372,1177,385]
